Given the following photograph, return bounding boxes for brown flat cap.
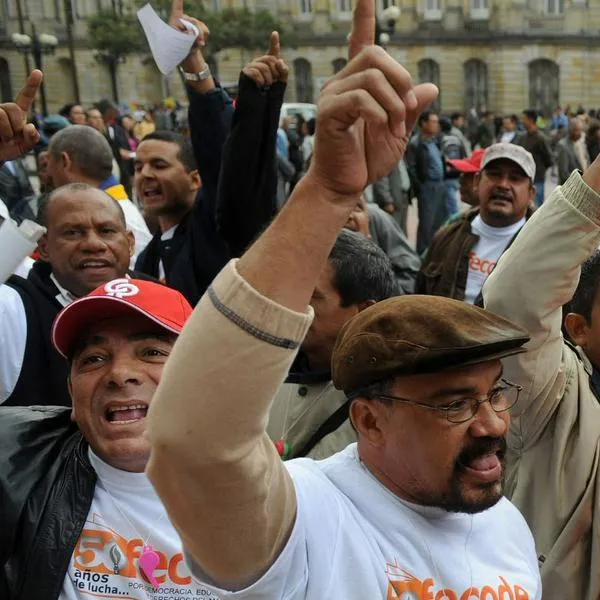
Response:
[332,295,530,394]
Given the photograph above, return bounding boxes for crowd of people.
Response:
[1,0,600,598]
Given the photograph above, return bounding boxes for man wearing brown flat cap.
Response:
[147,2,542,597]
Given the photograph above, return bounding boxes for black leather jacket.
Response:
[0,407,96,600]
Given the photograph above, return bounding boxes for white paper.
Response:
[0,218,45,284]
[137,4,199,75]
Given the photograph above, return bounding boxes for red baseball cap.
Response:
[447,148,485,174]
[52,278,193,359]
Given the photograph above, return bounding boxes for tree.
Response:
[88,8,146,103]
[143,1,293,60]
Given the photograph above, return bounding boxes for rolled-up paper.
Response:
[0,218,46,284]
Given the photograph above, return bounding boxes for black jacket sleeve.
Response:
[0,407,76,567]
[187,85,235,204]
[216,74,286,257]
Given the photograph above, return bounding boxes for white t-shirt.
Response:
[118,198,153,269]
[59,449,220,600]
[188,444,541,599]
[464,215,526,304]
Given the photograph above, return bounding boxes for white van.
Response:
[280,103,317,126]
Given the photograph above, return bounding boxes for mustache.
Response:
[490,191,513,201]
[455,437,507,471]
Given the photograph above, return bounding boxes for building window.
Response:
[418,59,441,113]
[299,0,312,14]
[0,57,13,103]
[423,0,442,20]
[332,58,347,74]
[464,59,488,113]
[471,0,489,19]
[529,59,559,118]
[337,0,352,16]
[5,0,28,18]
[545,0,564,15]
[294,58,314,103]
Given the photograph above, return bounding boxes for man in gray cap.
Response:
[146,2,542,597]
[416,142,536,304]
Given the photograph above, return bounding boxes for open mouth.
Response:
[461,451,503,483]
[142,187,162,200]
[79,260,112,270]
[105,403,149,425]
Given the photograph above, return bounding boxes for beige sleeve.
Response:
[147,260,313,590]
[483,172,600,445]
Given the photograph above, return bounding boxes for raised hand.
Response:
[307,0,438,198]
[242,32,289,87]
[169,0,209,48]
[0,70,42,163]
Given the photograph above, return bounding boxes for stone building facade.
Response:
[1,0,599,116]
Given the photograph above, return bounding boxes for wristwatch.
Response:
[179,65,212,82]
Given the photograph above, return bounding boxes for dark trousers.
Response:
[417,180,448,255]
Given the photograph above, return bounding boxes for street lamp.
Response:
[93,50,126,104]
[12,26,58,116]
[377,4,401,47]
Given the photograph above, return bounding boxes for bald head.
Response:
[36,182,134,297]
[48,125,114,186]
[569,118,584,141]
[40,183,125,229]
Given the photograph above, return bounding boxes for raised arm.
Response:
[168,0,234,200]
[147,0,438,588]
[216,34,288,258]
[483,166,600,444]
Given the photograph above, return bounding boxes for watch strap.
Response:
[179,65,212,82]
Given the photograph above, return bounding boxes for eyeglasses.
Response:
[374,378,522,424]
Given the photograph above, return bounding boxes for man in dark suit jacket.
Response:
[0,158,36,222]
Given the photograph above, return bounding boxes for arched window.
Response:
[418,59,440,113]
[529,59,559,117]
[332,58,347,74]
[0,58,12,103]
[294,58,314,103]
[464,59,488,113]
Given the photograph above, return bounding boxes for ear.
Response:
[350,398,386,448]
[189,169,201,193]
[67,375,77,422]
[356,299,375,313]
[528,183,537,204]
[126,230,135,258]
[474,172,482,187]
[564,312,590,347]
[61,151,72,171]
[37,234,50,261]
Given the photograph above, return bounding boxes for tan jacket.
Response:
[483,172,600,600]
[267,381,357,460]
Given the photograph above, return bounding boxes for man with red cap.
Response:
[416,142,536,304]
[0,278,218,599]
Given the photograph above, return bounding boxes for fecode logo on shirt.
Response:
[385,562,531,600]
[468,252,497,276]
[70,517,218,599]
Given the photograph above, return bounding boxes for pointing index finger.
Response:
[348,0,375,60]
[171,0,184,20]
[15,70,43,114]
[269,31,280,58]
